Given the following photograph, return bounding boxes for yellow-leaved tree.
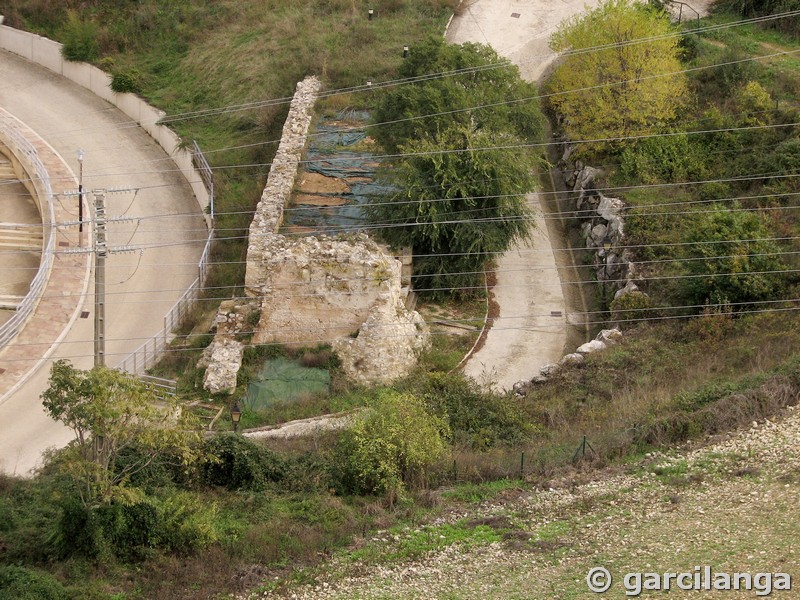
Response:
[546,0,688,147]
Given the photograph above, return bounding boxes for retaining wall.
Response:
[0,22,211,225]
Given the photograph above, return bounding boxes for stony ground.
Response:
[244,406,800,599]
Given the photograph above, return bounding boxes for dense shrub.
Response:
[409,372,532,450]
[333,391,449,499]
[111,69,144,94]
[201,434,287,491]
[619,134,707,184]
[52,491,217,560]
[679,206,789,306]
[0,566,68,600]
[714,0,800,37]
[60,12,99,62]
[610,291,654,324]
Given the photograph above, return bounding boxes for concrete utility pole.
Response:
[93,189,107,367]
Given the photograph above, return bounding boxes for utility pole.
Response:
[76,149,85,233]
[63,187,139,368]
[93,189,107,367]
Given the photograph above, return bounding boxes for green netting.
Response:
[245,358,330,409]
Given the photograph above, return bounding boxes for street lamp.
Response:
[230,402,242,433]
[77,149,85,233]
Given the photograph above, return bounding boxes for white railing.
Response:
[117,229,213,375]
[0,116,56,348]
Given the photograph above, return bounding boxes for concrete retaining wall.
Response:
[0,22,211,224]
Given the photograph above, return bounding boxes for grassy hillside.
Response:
[1,2,800,599]
[3,0,457,291]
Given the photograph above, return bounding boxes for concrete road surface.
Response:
[450,0,713,391]
[448,0,606,391]
[0,50,206,475]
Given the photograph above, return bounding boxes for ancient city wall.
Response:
[244,76,322,295]
[206,76,428,390]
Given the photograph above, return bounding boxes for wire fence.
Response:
[0,116,56,349]
[117,141,214,376]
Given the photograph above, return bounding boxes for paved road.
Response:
[0,50,206,475]
[449,0,604,391]
[449,0,714,391]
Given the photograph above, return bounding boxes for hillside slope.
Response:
[267,405,800,599]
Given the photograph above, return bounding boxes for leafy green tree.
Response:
[372,36,544,153]
[546,0,687,147]
[366,126,535,297]
[333,390,449,502]
[41,361,203,506]
[679,206,788,306]
[367,37,543,297]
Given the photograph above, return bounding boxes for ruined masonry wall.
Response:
[245,76,322,296]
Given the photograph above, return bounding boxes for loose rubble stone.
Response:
[576,339,606,354]
[202,338,244,395]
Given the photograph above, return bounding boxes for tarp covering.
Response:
[283,110,393,233]
[245,358,330,409]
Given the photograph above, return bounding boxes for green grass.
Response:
[345,520,506,564]
[442,479,522,503]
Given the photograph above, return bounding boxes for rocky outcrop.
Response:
[198,300,258,395]
[201,338,244,395]
[556,132,647,313]
[333,297,430,386]
[245,76,322,295]
[513,328,623,395]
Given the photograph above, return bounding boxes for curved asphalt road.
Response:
[0,50,206,474]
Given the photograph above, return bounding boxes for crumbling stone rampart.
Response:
[245,76,322,295]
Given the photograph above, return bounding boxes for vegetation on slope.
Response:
[2,2,800,599]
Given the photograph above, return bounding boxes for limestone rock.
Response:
[614,280,640,300]
[573,165,601,193]
[595,328,623,345]
[576,339,606,354]
[539,363,560,378]
[333,302,430,386]
[559,352,585,366]
[202,339,244,395]
[252,233,408,347]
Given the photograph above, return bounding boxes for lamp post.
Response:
[230,403,242,433]
[77,149,85,234]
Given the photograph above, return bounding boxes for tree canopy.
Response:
[679,206,788,306]
[367,37,543,297]
[372,37,544,153]
[546,0,687,147]
[41,361,203,506]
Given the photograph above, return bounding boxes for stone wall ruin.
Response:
[201,76,428,393]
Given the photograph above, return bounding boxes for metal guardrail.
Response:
[117,141,215,377]
[117,229,213,375]
[191,140,214,221]
[663,0,701,26]
[138,373,177,398]
[0,116,56,349]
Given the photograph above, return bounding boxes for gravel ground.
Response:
[247,406,800,599]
